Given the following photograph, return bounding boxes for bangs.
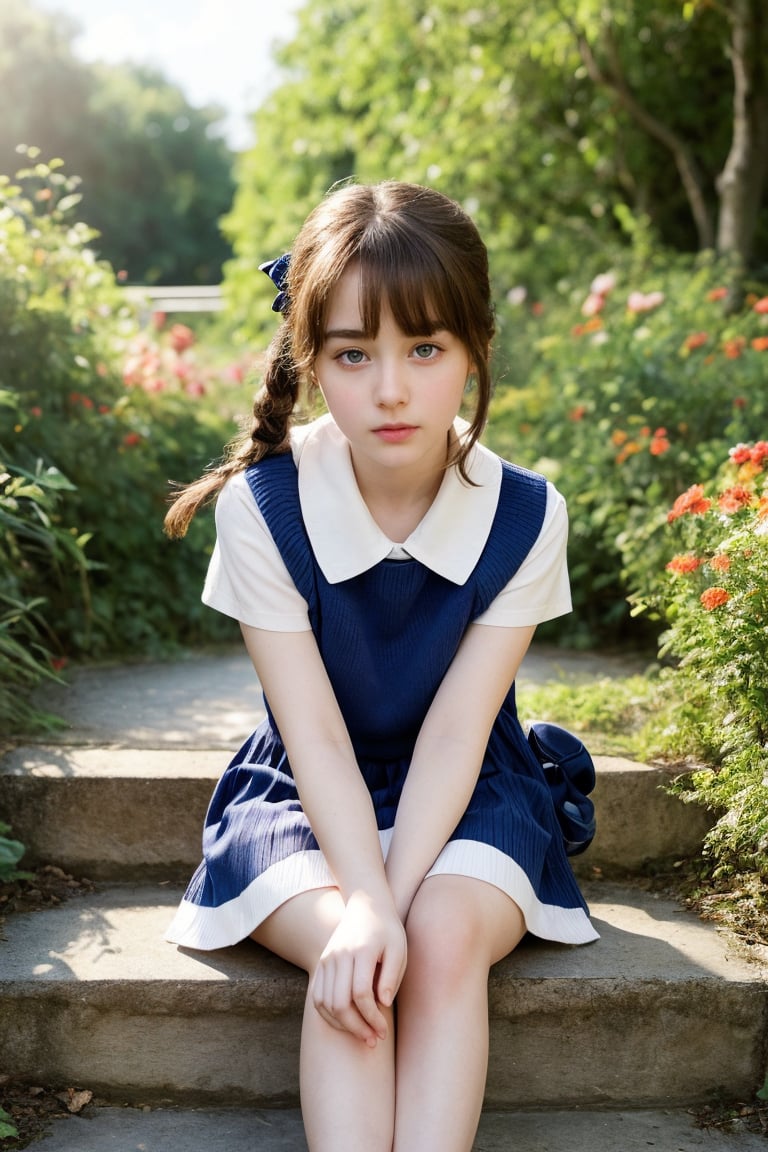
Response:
[355,235,472,341]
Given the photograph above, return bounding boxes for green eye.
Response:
[414,343,437,359]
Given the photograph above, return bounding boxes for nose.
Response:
[373,357,409,408]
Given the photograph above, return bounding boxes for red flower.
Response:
[751,337,768,352]
[650,435,670,456]
[753,297,768,314]
[667,484,712,522]
[666,554,702,574]
[568,405,587,421]
[122,432,142,447]
[751,441,768,464]
[530,302,544,316]
[729,443,754,465]
[707,287,727,301]
[684,331,708,351]
[169,323,195,353]
[700,587,730,610]
[718,485,753,514]
[30,406,42,417]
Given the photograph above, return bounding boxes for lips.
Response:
[373,424,418,443]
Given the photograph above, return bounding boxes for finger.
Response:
[351,956,388,1039]
[376,939,407,1009]
[315,955,378,1045]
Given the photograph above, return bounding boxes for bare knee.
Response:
[402,877,526,997]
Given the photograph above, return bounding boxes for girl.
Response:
[165,180,598,1152]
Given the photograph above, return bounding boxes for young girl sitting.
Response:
[165,180,598,1152]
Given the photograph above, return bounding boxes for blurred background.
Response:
[1,0,767,712]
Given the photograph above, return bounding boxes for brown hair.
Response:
[164,181,495,538]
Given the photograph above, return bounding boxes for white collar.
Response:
[292,415,501,585]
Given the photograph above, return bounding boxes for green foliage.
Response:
[631,442,768,879]
[0,1106,19,1140]
[0,821,29,883]
[0,0,235,284]
[485,246,768,646]
[223,0,764,336]
[1,154,243,730]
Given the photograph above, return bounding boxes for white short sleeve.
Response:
[474,483,572,627]
[202,471,312,631]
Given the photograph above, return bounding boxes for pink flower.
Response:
[753,297,768,314]
[581,293,605,317]
[590,272,616,296]
[169,323,195,353]
[627,290,665,314]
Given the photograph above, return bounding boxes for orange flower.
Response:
[751,336,768,352]
[718,485,753,514]
[616,441,641,464]
[684,331,708,351]
[758,497,768,519]
[611,429,628,446]
[568,405,587,421]
[668,484,712,522]
[709,553,731,572]
[723,337,746,359]
[582,315,603,333]
[700,587,730,610]
[666,554,702,574]
[650,434,670,456]
[753,297,768,314]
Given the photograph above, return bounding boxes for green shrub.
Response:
[629,441,768,878]
[1,152,249,731]
[486,241,768,648]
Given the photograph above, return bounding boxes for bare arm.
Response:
[239,624,407,1042]
[384,622,536,922]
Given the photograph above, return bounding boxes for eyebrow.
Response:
[324,324,449,340]
[324,328,368,340]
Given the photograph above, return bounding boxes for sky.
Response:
[35,0,303,149]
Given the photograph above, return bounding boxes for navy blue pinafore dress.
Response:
[166,453,598,950]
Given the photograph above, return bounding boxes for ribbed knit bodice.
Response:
[245,451,547,760]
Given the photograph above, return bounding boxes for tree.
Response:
[223,0,767,334]
[0,0,235,283]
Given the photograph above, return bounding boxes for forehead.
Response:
[325,264,365,327]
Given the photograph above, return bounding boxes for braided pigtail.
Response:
[163,324,301,539]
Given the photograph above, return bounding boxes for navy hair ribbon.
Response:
[259,253,291,313]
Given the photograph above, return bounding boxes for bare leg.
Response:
[253,889,395,1152]
[392,875,526,1152]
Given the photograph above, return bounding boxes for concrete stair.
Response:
[1,648,767,1150]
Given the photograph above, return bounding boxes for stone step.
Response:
[0,743,712,881]
[1,882,766,1110]
[24,1104,768,1152]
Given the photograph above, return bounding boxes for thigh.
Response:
[406,874,526,969]
[251,887,344,973]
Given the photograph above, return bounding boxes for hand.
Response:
[310,891,407,1047]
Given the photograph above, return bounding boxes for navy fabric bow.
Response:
[259,253,291,313]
